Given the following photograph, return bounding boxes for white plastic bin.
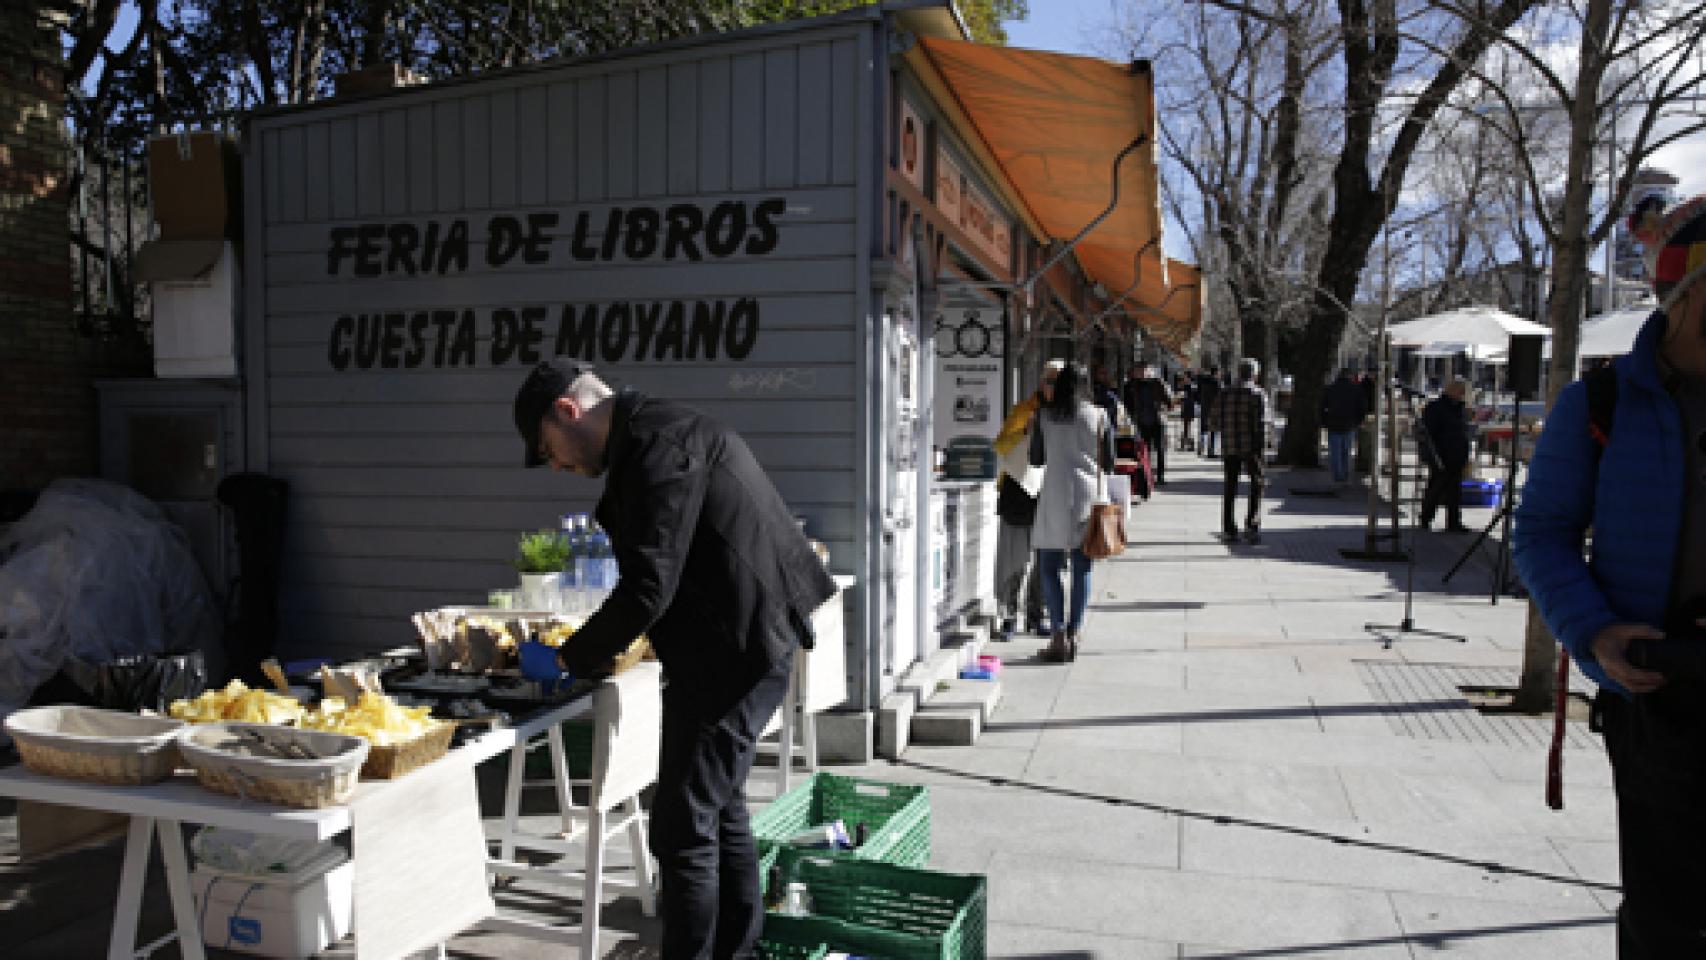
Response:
[192,849,352,958]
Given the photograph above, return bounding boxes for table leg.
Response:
[776,668,800,795]
[154,819,207,960]
[546,724,574,834]
[107,817,153,960]
[500,740,527,863]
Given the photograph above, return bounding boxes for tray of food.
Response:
[299,692,454,780]
[4,705,187,786]
[411,607,583,672]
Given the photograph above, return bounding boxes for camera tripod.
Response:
[1440,396,1526,604]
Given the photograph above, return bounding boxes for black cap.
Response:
[513,359,594,467]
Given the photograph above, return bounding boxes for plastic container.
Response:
[759,853,986,960]
[753,773,930,868]
[974,655,1002,676]
[1460,478,1505,507]
[192,848,353,957]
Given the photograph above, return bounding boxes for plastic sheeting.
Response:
[0,479,223,739]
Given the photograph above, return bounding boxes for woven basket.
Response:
[177,723,368,809]
[5,705,186,786]
[361,721,454,780]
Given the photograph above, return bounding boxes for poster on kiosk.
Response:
[932,306,1003,479]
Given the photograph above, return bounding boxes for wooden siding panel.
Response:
[517,85,549,207]
[381,110,409,216]
[636,66,668,197]
[356,113,383,216]
[730,53,764,192]
[763,48,797,188]
[831,38,859,185]
[576,76,606,201]
[462,97,492,210]
[433,100,462,210]
[329,118,358,219]
[546,81,577,204]
[697,57,731,194]
[796,42,832,187]
[605,71,638,199]
[667,63,698,196]
[407,104,435,214]
[489,88,518,209]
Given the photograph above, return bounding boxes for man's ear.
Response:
[552,395,581,421]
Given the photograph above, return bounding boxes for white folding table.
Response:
[0,691,592,960]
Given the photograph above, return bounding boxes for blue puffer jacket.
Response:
[1512,310,1687,694]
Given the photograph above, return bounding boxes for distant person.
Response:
[1209,359,1268,543]
[1419,378,1473,532]
[1513,191,1706,957]
[1122,365,1174,485]
[1196,366,1223,457]
[1177,372,1199,451]
[1090,365,1123,432]
[1319,368,1369,486]
[1029,362,1115,663]
[990,363,1055,641]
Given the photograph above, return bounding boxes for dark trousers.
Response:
[1600,690,1706,956]
[652,653,793,960]
[1220,454,1264,533]
[1420,462,1464,528]
[1139,423,1166,481]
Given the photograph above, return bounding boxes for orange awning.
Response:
[910,37,1202,352]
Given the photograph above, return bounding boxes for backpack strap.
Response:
[1547,363,1619,810]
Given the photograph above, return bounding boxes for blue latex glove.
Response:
[518,641,569,686]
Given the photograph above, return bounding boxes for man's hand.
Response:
[1591,622,1667,694]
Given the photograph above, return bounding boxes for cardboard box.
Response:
[147,132,241,240]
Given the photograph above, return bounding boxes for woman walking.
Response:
[1029,362,1116,663]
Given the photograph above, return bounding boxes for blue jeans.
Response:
[1036,547,1093,635]
[1328,430,1355,483]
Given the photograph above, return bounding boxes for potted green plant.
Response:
[514,529,571,611]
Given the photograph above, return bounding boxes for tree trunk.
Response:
[1510,0,1610,714]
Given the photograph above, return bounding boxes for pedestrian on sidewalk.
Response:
[513,359,835,960]
[1419,379,1472,532]
[1513,192,1706,958]
[990,363,1055,641]
[1122,364,1174,485]
[1209,358,1268,544]
[1177,372,1199,452]
[1029,362,1116,663]
[1320,367,1369,486]
[1196,366,1223,457]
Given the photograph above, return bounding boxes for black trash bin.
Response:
[217,472,289,685]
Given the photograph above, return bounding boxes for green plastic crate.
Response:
[757,941,829,960]
[753,773,930,867]
[760,854,986,960]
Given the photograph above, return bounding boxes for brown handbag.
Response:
[1081,469,1126,560]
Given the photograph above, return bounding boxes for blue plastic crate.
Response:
[1460,478,1505,507]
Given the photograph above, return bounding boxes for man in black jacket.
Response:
[514,359,836,959]
[1319,368,1368,486]
[1419,378,1473,532]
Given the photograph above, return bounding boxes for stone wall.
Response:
[0,6,145,496]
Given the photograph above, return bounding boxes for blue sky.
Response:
[1003,0,1107,56]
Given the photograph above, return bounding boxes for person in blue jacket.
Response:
[1512,192,1706,957]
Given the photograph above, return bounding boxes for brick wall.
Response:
[0,6,147,495]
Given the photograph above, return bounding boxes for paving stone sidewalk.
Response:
[0,450,1616,958]
[834,450,1616,958]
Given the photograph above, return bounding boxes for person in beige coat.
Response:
[1028,362,1115,662]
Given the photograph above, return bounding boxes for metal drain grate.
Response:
[1356,660,1599,750]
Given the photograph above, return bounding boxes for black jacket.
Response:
[1319,377,1368,433]
[566,390,836,717]
[1421,394,1472,468]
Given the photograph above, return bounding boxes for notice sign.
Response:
[933,307,1003,479]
